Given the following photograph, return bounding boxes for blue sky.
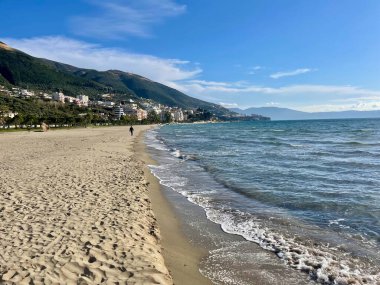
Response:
[1,0,380,111]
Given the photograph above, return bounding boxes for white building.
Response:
[21,89,34,97]
[114,105,125,119]
[125,103,138,110]
[52,92,65,103]
[104,101,115,107]
[152,106,162,114]
[137,109,148,121]
[4,112,18,119]
[64,96,76,103]
[77,95,89,106]
[41,93,52,100]
[172,109,184,122]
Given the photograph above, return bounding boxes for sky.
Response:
[1,0,380,112]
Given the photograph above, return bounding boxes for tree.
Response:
[147,110,160,123]
[24,114,38,126]
[0,104,9,125]
[83,113,93,126]
[11,114,24,128]
[162,111,172,123]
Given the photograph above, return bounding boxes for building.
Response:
[172,109,184,122]
[77,95,89,106]
[124,107,147,121]
[64,96,76,103]
[20,89,34,97]
[40,93,52,100]
[104,101,115,107]
[3,112,18,119]
[52,92,65,103]
[136,109,148,121]
[114,105,125,119]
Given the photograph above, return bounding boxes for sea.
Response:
[145,118,380,285]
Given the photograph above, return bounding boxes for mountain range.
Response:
[230,107,380,120]
[0,41,232,116]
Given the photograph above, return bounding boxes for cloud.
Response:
[2,36,201,86]
[188,80,230,87]
[265,102,280,106]
[180,80,380,112]
[179,80,380,97]
[248,66,263,75]
[219,102,239,108]
[300,102,380,112]
[270,68,313,79]
[70,0,186,39]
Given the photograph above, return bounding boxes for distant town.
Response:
[0,85,270,129]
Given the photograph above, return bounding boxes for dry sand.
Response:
[0,126,173,284]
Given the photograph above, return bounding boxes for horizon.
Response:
[230,106,380,114]
[1,1,380,112]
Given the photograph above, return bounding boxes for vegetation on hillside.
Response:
[0,45,233,116]
[0,91,178,129]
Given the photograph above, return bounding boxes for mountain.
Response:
[0,42,231,116]
[230,107,380,120]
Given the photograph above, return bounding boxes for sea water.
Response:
[145,119,380,284]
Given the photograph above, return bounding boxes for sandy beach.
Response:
[0,126,208,284]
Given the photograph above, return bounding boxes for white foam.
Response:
[203,209,380,284]
[145,126,380,285]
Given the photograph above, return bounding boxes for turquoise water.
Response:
[146,119,380,284]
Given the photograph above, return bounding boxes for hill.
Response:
[0,42,231,116]
[230,107,380,120]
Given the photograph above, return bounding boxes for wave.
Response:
[145,124,380,285]
[205,209,380,285]
[344,141,380,147]
[170,149,198,161]
[150,161,380,284]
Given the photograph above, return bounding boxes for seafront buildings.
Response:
[0,85,218,125]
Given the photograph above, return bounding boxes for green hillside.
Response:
[0,45,108,97]
[0,42,232,115]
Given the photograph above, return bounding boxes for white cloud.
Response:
[248,65,262,75]
[1,36,201,86]
[300,102,380,112]
[177,79,380,111]
[331,96,380,103]
[179,80,380,97]
[188,80,230,87]
[270,68,313,79]
[70,0,186,39]
[219,102,239,108]
[265,102,280,106]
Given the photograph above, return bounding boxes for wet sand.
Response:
[135,131,212,285]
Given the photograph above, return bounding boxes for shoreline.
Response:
[135,128,213,285]
[137,124,320,285]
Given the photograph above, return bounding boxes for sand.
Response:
[135,132,213,285]
[0,126,173,284]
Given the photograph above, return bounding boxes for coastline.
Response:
[137,123,320,285]
[0,126,173,284]
[135,127,213,285]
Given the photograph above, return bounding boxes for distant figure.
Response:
[41,122,48,132]
[129,125,134,136]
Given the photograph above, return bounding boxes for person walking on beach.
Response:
[129,125,134,136]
